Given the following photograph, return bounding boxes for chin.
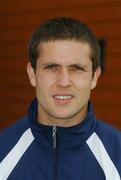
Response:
[51,112,76,120]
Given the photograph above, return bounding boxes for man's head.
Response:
[28,17,101,73]
[27,17,101,127]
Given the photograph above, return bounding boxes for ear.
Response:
[27,62,36,87]
[91,66,101,90]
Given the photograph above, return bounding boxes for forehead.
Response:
[37,40,92,65]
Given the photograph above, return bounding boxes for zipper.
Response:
[52,126,57,149]
[52,126,59,180]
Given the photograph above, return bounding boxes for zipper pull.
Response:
[52,126,57,149]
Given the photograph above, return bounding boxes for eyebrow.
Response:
[42,63,60,67]
[41,62,87,68]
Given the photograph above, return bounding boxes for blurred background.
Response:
[0,0,121,130]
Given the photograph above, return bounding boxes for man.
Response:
[0,17,121,180]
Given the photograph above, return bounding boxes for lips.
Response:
[54,95,73,100]
[53,95,74,105]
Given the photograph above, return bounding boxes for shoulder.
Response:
[96,120,121,141]
[0,117,30,161]
[0,116,30,137]
[95,120,121,148]
[95,120,121,165]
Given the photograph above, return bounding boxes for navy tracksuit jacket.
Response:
[0,99,121,180]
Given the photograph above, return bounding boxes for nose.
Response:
[56,68,72,88]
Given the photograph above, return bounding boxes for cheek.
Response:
[73,76,92,90]
[36,75,55,93]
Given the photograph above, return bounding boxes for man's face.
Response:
[27,40,100,125]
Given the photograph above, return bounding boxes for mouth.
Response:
[53,95,74,105]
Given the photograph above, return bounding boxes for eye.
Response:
[44,64,59,71]
[70,65,85,72]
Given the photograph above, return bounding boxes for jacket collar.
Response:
[28,98,97,149]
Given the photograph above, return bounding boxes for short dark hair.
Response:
[28,17,101,72]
